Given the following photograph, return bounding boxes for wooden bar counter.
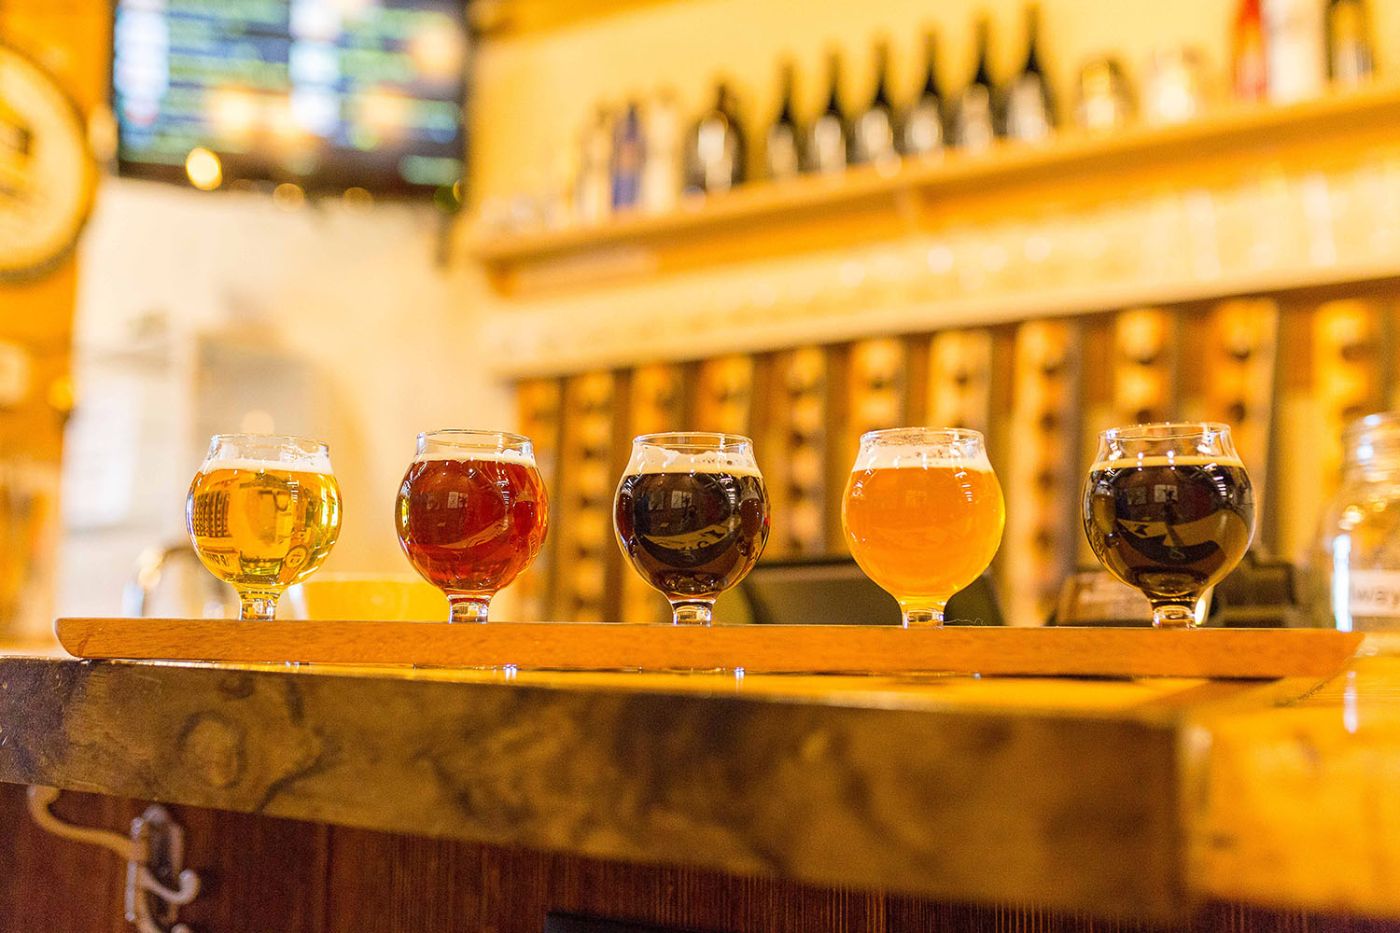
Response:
[1,636,1398,931]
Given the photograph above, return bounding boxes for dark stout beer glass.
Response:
[1082,422,1255,628]
[614,432,770,625]
[395,430,549,623]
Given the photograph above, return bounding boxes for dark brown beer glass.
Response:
[614,432,770,625]
[395,430,549,623]
[1082,422,1255,628]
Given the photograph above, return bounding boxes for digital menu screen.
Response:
[113,0,467,195]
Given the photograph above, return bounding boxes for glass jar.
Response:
[1315,411,1400,631]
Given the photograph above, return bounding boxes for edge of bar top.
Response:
[0,654,1188,921]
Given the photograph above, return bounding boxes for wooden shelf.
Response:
[467,82,1400,291]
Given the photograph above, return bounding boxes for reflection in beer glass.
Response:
[395,430,549,623]
[614,433,770,625]
[1082,422,1255,628]
[186,434,343,621]
[842,428,1005,627]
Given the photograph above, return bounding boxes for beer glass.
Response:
[187,434,342,621]
[1082,422,1255,628]
[842,428,1005,626]
[614,432,770,625]
[395,430,549,623]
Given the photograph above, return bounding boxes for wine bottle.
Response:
[610,100,644,211]
[901,30,946,158]
[684,81,745,195]
[1263,0,1326,103]
[642,89,681,214]
[1328,0,1375,86]
[1232,0,1269,101]
[953,18,997,153]
[852,39,898,166]
[765,61,802,181]
[575,105,612,224]
[804,51,849,175]
[1004,6,1055,143]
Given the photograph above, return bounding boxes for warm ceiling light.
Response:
[185,146,223,190]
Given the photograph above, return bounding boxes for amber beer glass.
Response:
[395,430,549,623]
[187,434,342,621]
[842,428,1005,626]
[1082,422,1255,628]
[614,433,770,625]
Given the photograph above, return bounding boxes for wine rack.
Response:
[619,363,686,623]
[516,292,1400,625]
[514,378,563,620]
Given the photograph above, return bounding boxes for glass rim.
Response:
[1099,421,1232,442]
[209,433,329,453]
[859,426,985,445]
[632,431,753,451]
[1344,410,1400,438]
[418,428,532,449]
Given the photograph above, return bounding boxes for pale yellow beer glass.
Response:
[842,427,1005,626]
[187,433,342,621]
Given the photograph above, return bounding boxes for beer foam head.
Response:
[202,434,332,474]
[203,454,333,475]
[413,448,536,467]
[1090,453,1247,471]
[625,444,762,477]
[851,444,994,473]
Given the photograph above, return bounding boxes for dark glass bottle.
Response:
[684,82,746,195]
[901,31,946,157]
[1004,6,1055,143]
[804,51,849,175]
[765,61,802,181]
[953,18,997,153]
[1328,0,1375,86]
[851,39,897,166]
[610,100,645,210]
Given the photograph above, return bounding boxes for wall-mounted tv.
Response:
[113,0,468,196]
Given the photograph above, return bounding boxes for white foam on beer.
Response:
[202,455,333,475]
[850,444,994,473]
[1090,454,1246,471]
[625,445,762,477]
[413,449,536,467]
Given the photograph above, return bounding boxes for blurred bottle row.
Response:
[480,0,1378,235]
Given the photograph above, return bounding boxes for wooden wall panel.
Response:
[553,373,625,622]
[921,330,994,436]
[620,363,687,622]
[1002,321,1082,626]
[1199,300,1280,552]
[1112,308,1177,426]
[758,347,830,558]
[4,785,1391,933]
[692,355,756,436]
[515,379,563,620]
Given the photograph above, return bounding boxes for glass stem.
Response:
[1151,599,1199,629]
[448,594,491,624]
[239,591,279,622]
[899,600,946,627]
[670,600,714,626]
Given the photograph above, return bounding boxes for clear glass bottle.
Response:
[1315,411,1400,631]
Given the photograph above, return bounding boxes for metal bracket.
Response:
[26,786,201,933]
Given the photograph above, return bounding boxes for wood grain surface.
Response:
[2,783,1395,933]
[56,618,1363,678]
[0,653,1191,919]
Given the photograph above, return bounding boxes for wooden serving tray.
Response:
[55,618,1364,679]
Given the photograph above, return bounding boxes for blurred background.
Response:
[0,0,1397,637]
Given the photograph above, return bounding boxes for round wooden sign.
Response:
[0,44,97,281]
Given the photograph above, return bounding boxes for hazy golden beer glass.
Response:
[842,428,1005,626]
[187,434,342,620]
